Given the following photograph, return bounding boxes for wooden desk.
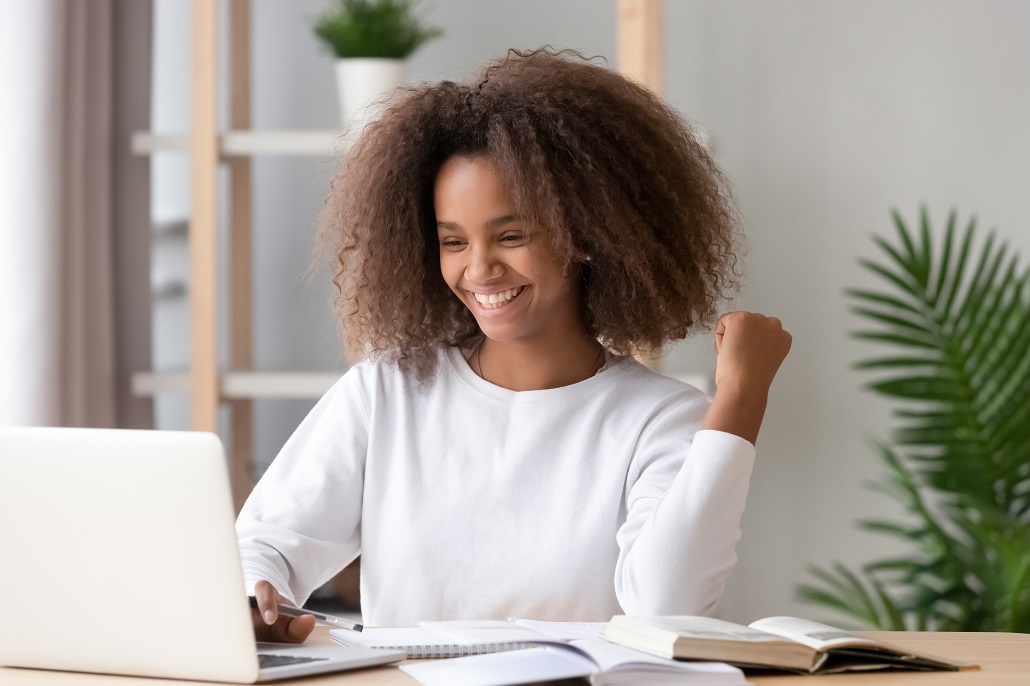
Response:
[1,629,1027,685]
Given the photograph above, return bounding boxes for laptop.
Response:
[0,427,405,682]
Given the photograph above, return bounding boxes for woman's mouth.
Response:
[470,286,525,310]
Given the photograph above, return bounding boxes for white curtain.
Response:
[0,0,152,428]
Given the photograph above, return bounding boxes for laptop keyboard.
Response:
[259,654,329,669]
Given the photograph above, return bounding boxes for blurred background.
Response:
[2,0,1028,625]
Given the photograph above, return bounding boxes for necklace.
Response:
[473,343,606,384]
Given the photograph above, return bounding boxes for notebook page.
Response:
[510,618,607,640]
[401,646,595,686]
[420,618,607,643]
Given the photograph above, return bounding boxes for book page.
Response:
[747,617,885,651]
[572,637,745,683]
[510,618,607,640]
[634,615,788,642]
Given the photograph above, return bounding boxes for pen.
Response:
[248,596,363,632]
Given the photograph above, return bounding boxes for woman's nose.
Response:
[465,243,504,283]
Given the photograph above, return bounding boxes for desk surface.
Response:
[1,629,1027,685]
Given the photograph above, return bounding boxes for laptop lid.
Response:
[0,427,401,683]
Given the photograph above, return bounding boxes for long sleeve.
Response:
[235,366,371,607]
[614,391,756,616]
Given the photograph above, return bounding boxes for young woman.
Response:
[237,48,791,642]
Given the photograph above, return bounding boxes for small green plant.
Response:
[798,207,1030,632]
[313,0,442,59]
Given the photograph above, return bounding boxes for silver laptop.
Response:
[0,427,404,682]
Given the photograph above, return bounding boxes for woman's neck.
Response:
[474,332,604,392]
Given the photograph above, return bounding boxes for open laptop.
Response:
[0,427,404,682]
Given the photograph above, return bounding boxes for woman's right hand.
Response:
[251,580,316,643]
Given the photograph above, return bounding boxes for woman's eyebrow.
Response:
[486,214,520,229]
[436,214,521,232]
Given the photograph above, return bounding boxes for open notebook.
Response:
[334,620,745,686]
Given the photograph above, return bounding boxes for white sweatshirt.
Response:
[236,346,756,626]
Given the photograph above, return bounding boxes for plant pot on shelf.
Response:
[335,57,406,133]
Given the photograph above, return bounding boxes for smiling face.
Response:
[435,155,584,347]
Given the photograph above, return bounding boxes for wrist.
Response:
[702,383,769,445]
[712,380,770,405]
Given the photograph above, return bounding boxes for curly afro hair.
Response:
[316,47,741,380]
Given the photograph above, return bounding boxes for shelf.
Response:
[131,129,343,157]
[133,371,711,399]
[132,371,343,399]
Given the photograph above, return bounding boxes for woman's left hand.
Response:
[702,311,792,445]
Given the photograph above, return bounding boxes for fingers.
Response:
[713,319,725,354]
[261,613,316,644]
[250,581,316,644]
[283,614,317,643]
[254,580,280,625]
[714,311,789,345]
[710,311,792,392]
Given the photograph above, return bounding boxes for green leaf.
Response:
[849,307,934,335]
[799,565,885,628]
[964,257,1018,364]
[928,209,957,307]
[889,211,920,276]
[845,289,923,316]
[867,376,967,401]
[938,216,977,322]
[916,205,933,290]
[858,519,923,540]
[953,232,1001,340]
[858,258,920,298]
[852,331,939,349]
[312,0,443,58]
[854,356,940,370]
[872,576,907,630]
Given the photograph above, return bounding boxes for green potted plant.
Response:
[313,0,442,128]
[798,207,1030,632]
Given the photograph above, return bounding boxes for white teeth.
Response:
[472,287,522,309]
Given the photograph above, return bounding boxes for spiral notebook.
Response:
[329,619,606,659]
[329,627,529,659]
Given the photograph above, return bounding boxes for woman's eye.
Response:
[441,239,465,249]
[501,234,525,243]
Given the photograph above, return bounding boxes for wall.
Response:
[664,0,1030,622]
[150,0,1030,622]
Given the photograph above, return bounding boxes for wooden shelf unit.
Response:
[132,371,344,399]
[134,0,666,512]
[131,130,342,157]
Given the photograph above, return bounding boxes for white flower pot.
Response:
[334,58,407,132]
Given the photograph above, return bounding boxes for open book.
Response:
[335,620,745,686]
[603,615,972,674]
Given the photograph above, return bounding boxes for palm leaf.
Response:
[938,216,977,322]
[799,208,1030,631]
